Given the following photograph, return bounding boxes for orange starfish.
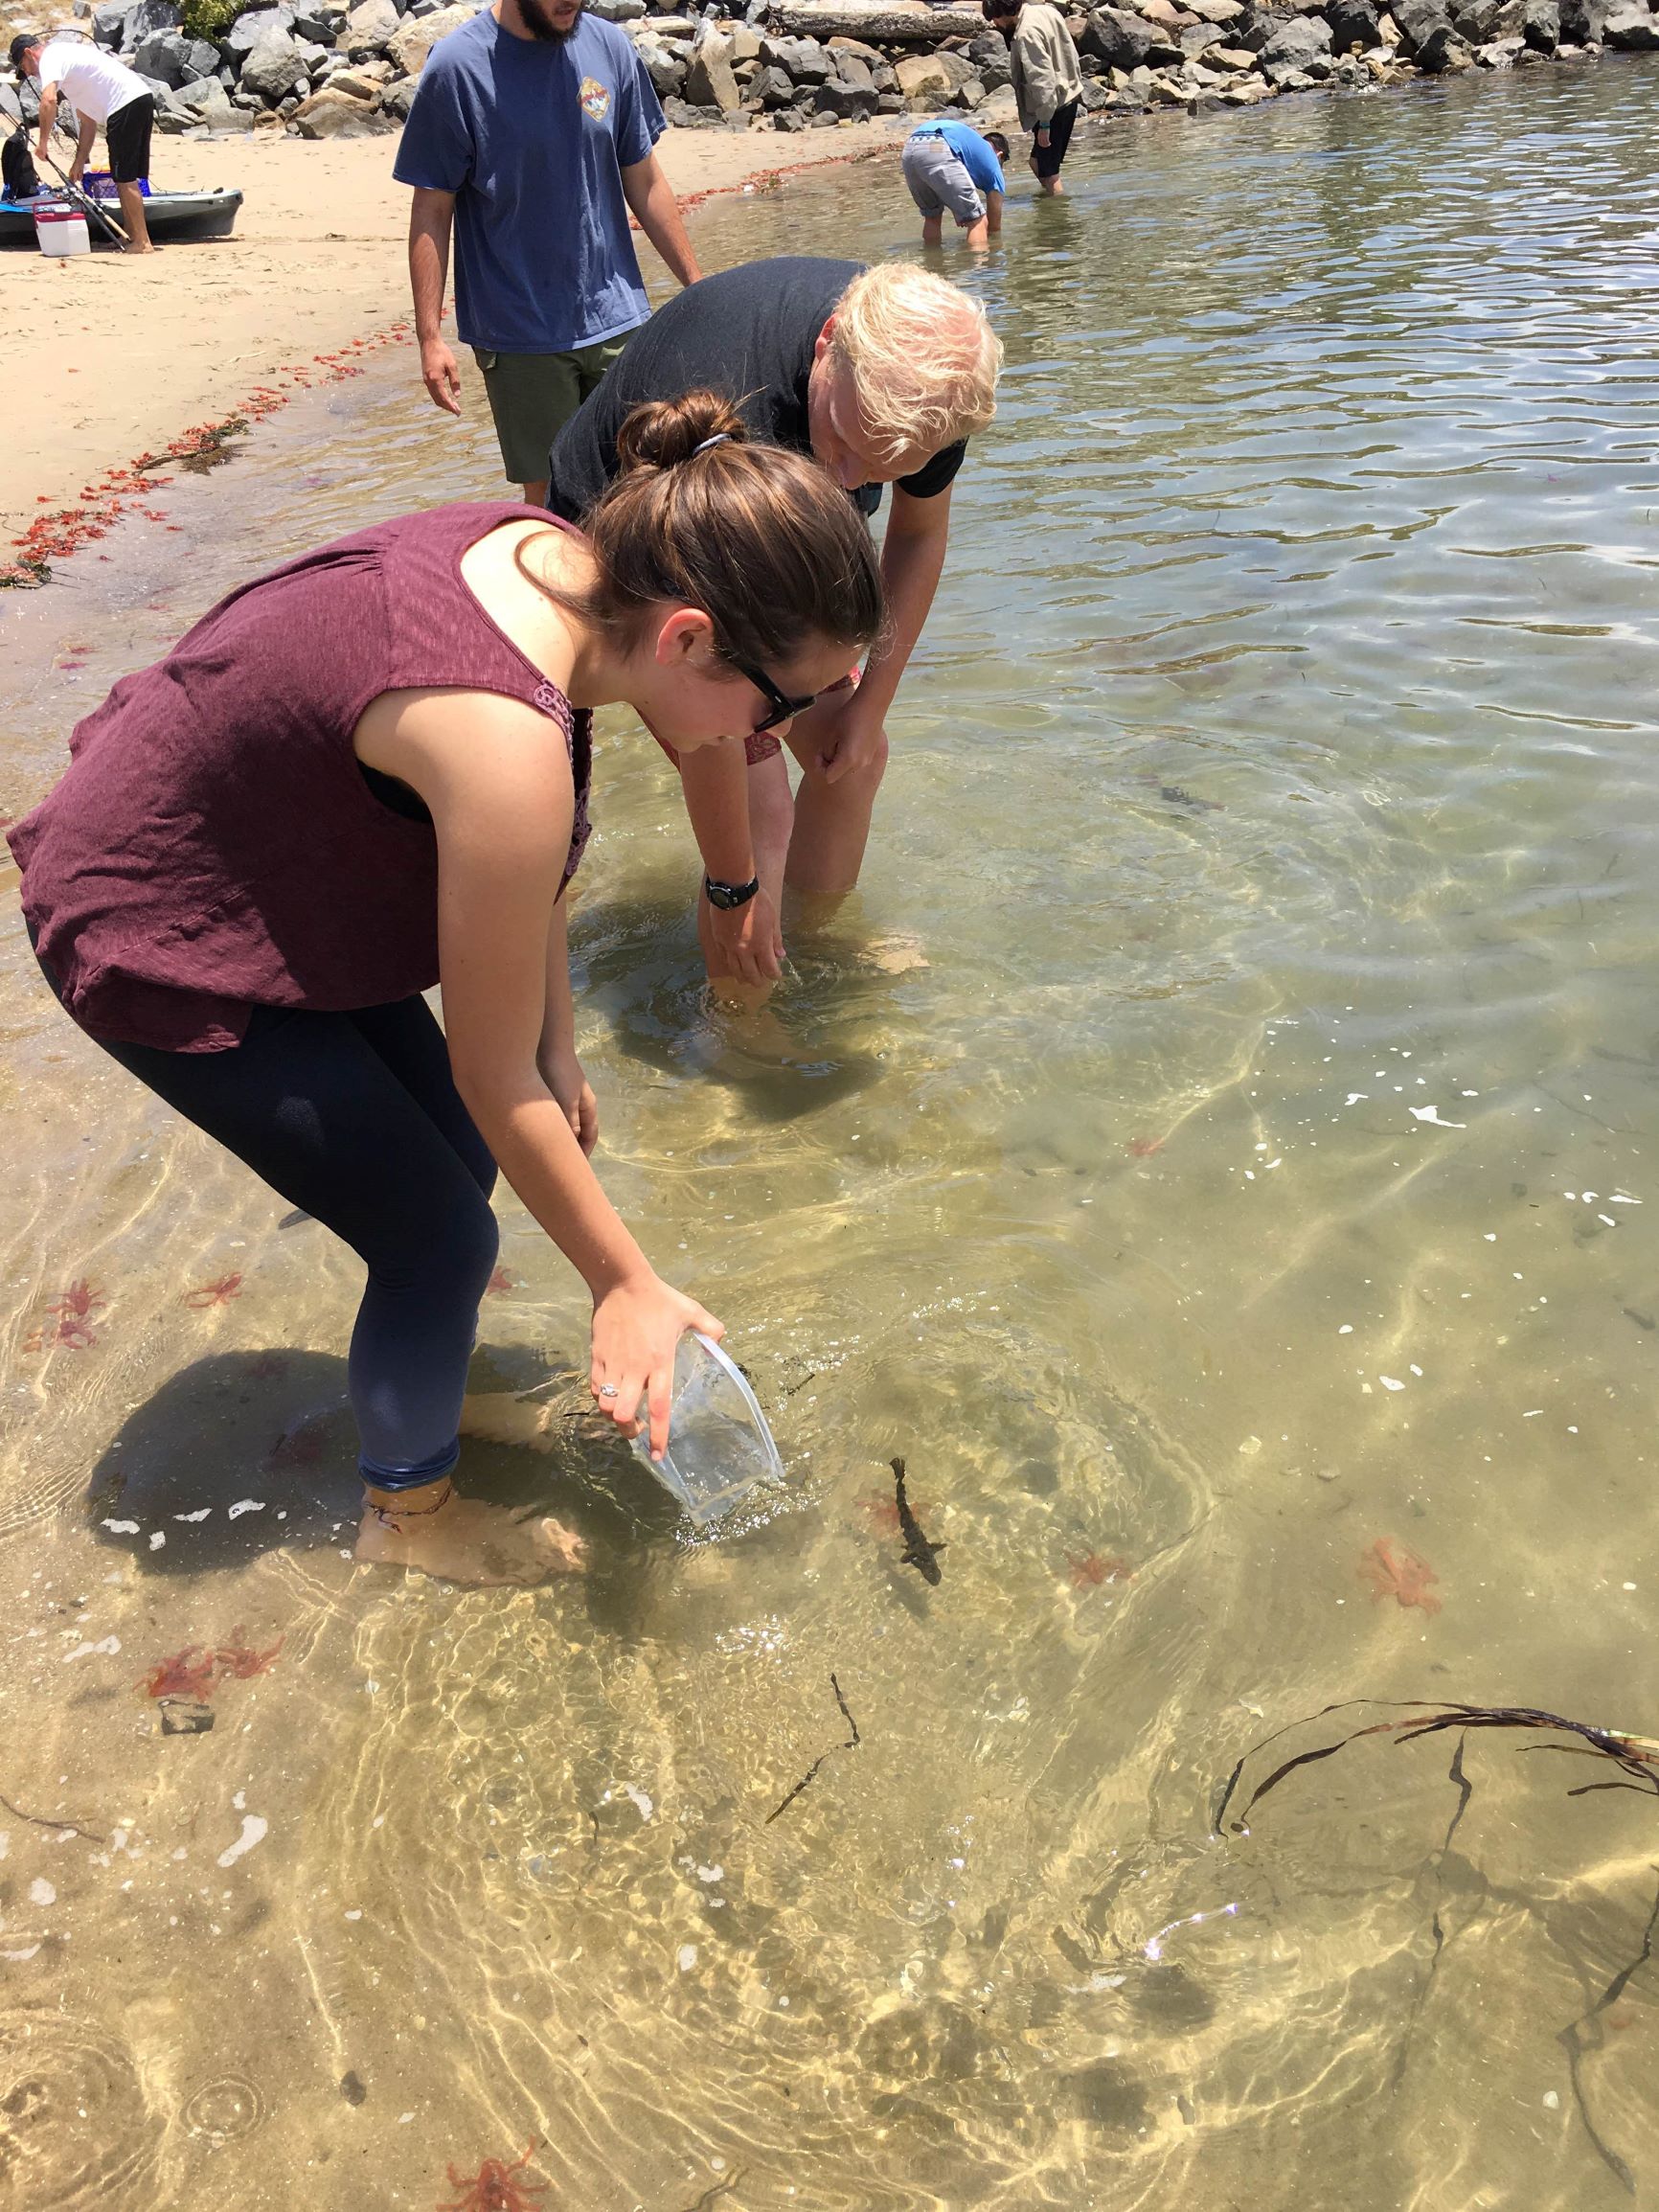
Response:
[1360,1538,1442,1615]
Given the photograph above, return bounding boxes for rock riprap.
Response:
[35,0,1659,137]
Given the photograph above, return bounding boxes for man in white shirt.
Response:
[11,31,156,252]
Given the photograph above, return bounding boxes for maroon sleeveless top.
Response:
[8,502,592,1053]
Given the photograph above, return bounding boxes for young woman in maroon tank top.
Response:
[10,393,885,1586]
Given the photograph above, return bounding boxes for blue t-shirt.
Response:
[910,120,1006,196]
[394,10,664,354]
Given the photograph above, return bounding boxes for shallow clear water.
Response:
[4,60,1659,2212]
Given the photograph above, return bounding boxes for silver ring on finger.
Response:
[598,1383,620,1401]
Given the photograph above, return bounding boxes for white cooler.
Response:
[35,202,91,258]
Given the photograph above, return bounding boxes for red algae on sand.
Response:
[1,324,411,589]
[1359,1537,1441,1615]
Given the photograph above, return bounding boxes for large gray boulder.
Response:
[93,2,134,49]
[684,27,740,108]
[175,72,240,123]
[1557,0,1611,34]
[746,59,794,101]
[386,4,477,73]
[1521,0,1559,43]
[122,0,181,49]
[240,31,309,97]
[1327,0,1380,44]
[1451,0,1499,32]
[831,47,875,84]
[633,33,688,91]
[292,6,348,37]
[1603,2,1659,40]
[814,74,877,114]
[222,6,296,55]
[1080,3,1156,62]
[589,0,647,16]
[133,29,196,81]
[343,0,402,56]
[760,32,833,79]
[1258,11,1331,59]
[1389,0,1448,36]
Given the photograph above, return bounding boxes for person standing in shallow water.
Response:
[7,396,884,1588]
[547,258,1003,995]
[396,0,702,506]
[982,0,1083,197]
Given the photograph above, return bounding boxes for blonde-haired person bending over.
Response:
[9,396,883,1589]
[548,256,1003,995]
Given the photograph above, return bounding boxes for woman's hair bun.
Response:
[614,390,750,474]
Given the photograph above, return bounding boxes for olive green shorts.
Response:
[471,335,631,488]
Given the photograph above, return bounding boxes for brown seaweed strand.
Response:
[1391,1731,1478,2088]
[0,1788,102,1845]
[1556,1864,1659,2197]
[765,1674,861,1826]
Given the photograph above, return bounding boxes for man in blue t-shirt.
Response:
[395,0,702,503]
[900,122,1009,251]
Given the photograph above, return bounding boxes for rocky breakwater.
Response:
[0,0,1013,139]
[1064,0,1659,118]
[1,0,1651,141]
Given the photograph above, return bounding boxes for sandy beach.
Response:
[2,114,917,548]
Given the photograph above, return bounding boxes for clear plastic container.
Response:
[631,1331,784,1526]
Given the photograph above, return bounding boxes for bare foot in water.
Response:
[355,1494,586,1586]
[459,1390,564,1452]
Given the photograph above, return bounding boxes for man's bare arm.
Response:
[408,187,463,418]
[620,151,702,288]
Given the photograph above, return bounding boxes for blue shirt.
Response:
[394,10,664,354]
[909,120,1006,196]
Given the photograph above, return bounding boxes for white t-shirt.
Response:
[37,35,149,126]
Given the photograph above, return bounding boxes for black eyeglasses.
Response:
[735,658,820,735]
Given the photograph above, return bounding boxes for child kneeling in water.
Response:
[9,395,884,1585]
[901,121,1010,250]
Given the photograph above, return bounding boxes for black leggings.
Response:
[87,996,500,1491]
[1033,98,1077,180]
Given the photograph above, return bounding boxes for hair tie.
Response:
[692,433,731,456]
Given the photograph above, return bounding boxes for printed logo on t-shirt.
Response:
[579,74,611,123]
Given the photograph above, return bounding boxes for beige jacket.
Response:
[1009,1,1083,129]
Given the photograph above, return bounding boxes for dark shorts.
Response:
[473,337,629,487]
[1032,98,1077,180]
[104,95,153,186]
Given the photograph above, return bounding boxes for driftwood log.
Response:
[769,4,988,40]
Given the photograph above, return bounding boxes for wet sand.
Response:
[2,115,923,546]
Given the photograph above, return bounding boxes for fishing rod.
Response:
[37,144,128,250]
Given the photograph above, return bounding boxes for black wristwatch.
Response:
[704,873,761,912]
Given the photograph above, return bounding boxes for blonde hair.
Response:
[826,262,1003,467]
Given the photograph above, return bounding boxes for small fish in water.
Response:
[1359,1537,1441,1615]
[892,1457,945,1586]
[1159,785,1223,813]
